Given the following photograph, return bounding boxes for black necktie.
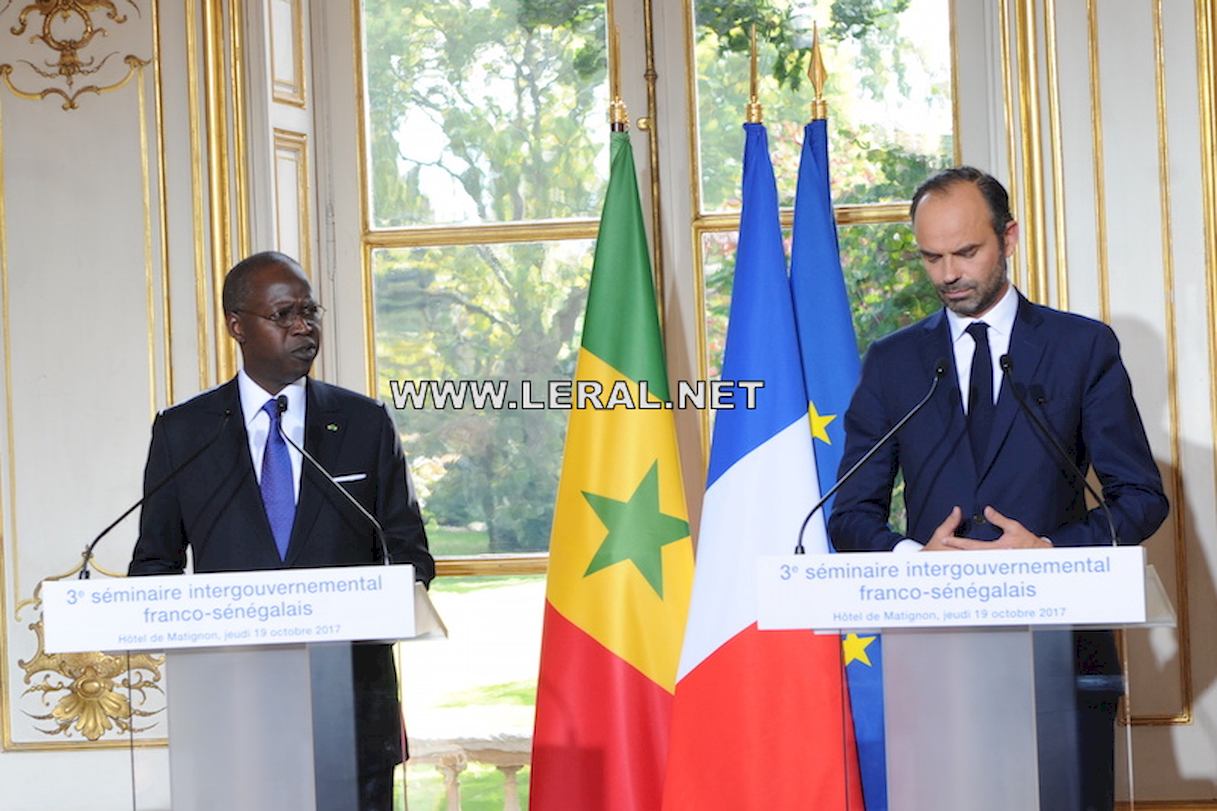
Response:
[966,322,994,467]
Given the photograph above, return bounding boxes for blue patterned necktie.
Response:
[260,398,295,559]
[966,322,994,468]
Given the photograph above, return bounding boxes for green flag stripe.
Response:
[580,132,670,402]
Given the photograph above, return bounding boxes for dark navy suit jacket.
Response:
[828,296,1168,678]
[129,376,434,768]
[828,295,1168,552]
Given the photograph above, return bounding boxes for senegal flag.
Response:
[529,132,694,810]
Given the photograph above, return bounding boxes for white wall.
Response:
[0,0,1214,807]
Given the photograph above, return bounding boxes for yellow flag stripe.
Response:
[546,348,693,691]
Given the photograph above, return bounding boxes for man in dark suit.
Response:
[828,167,1168,809]
[129,251,433,811]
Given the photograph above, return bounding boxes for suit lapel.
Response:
[976,296,1047,482]
[918,311,967,448]
[221,378,292,565]
[284,379,349,565]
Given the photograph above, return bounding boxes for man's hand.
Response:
[946,506,1052,550]
[922,506,963,551]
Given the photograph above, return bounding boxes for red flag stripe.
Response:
[663,624,865,810]
[531,602,674,811]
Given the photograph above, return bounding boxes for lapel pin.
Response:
[326,423,339,432]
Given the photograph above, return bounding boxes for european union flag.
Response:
[790,117,888,811]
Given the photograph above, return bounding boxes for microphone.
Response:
[273,395,392,565]
[80,409,233,579]
[998,355,1119,545]
[795,358,950,554]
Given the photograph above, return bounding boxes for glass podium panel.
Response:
[836,567,1182,811]
[127,642,389,811]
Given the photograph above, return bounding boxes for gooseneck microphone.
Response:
[80,409,233,579]
[998,354,1119,546]
[273,395,392,565]
[794,358,950,554]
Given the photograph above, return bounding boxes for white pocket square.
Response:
[333,472,367,483]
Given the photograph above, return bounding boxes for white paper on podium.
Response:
[758,546,1147,630]
[41,564,417,653]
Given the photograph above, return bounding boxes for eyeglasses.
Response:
[235,303,325,328]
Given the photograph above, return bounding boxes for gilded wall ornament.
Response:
[0,0,149,110]
[16,565,164,742]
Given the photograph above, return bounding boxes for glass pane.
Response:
[402,575,543,808]
[702,221,936,374]
[693,0,954,212]
[362,0,609,228]
[373,241,594,556]
[701,222,936,524]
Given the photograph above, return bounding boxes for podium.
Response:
[758,548,1176,811]
[41,565,446,811]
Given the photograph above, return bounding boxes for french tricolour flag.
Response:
[662,123,863,810]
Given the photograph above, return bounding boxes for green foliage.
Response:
[406,764,532,811]
[828,0,911,39]
[374,242,591,554]
[365,0,607,554]
[439,680,537,707]
[839,221,939,350]
[365,0,952,556]
[702,220,938,376]
[432,575,545,594]
[425,526,493,557]
[363,0,608,227]
[695,1,810,90]
[694,0,953,211]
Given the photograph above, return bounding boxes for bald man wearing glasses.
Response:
[129,251,433,810]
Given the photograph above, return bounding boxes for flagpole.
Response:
[809,22,828,122]
[607,5,629,132]
[746,24,763,123]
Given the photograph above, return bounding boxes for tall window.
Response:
[362,0,608,561]
[359,1,611,803]
[358,0,956,804]
[693,0,956,378]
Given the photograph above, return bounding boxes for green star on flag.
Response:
[582,461,690,598]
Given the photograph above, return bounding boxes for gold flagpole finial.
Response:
[809,22,828,120]
[745,23,763,123]
[607,0,629,130]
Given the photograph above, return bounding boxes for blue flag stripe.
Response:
[790,120,862,507]
[706,123,810,489]
[790,118,888,811]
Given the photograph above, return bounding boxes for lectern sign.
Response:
[758,547,1146,630]
[41,565,416,653]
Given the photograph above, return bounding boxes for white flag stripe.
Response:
[677,416,828,681]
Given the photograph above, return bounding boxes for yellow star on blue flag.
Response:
[842,633,877,666]
[808,400,836,444]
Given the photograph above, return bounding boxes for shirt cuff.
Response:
[894,539,924,553]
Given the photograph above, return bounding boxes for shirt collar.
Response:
[237,370,307,427]
[947,283,1019,344]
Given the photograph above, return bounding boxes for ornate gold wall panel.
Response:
[231,0,251,262]
[203,0,235,381]
[1044,0,1068,310]
[1087,0,1111,323]
[270,0,306,107]
[1134,0,1192,727]
[0,1,149,110]
[152,0,174,407]
[0,0,248,758]
[273,127,312,276]
[998,0,1024,290]
[187,0,213,391]
[1014,0,1048,304]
